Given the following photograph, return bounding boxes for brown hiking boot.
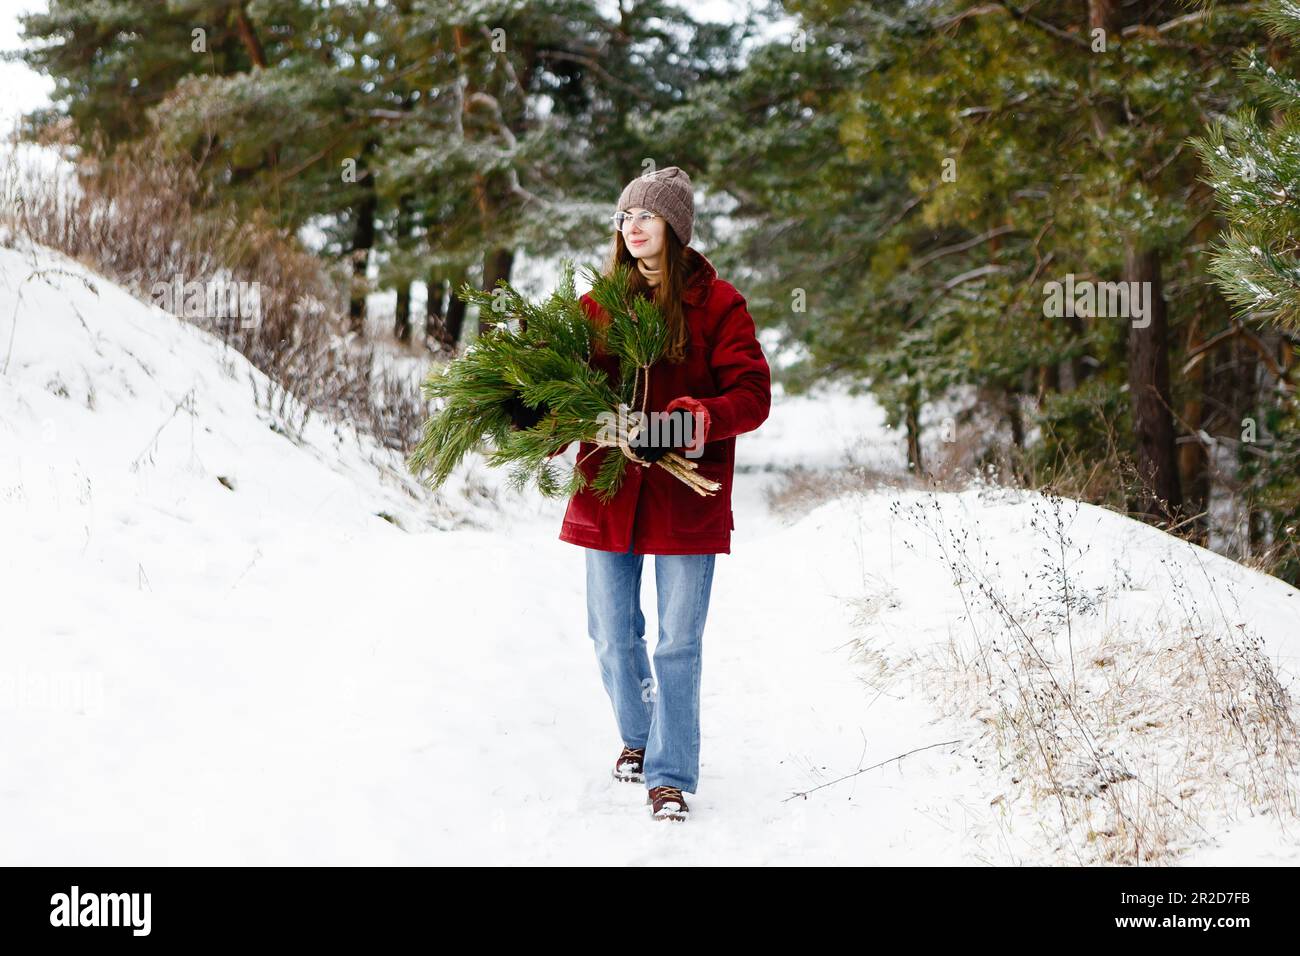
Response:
[646,786,689,821]
[613,745,645,783]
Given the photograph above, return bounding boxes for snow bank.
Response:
[771,485,1300,863]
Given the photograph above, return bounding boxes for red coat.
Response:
[554,248,772,554]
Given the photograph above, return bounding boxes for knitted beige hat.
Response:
[616,166,694,246]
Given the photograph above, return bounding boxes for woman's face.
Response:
[620,205,666,261]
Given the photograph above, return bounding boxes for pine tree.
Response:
[18,1,743,343]
[16,0,274,147]
[1191,0,1300,580]
[1193,2,1300,335]
[664,1,1270,529]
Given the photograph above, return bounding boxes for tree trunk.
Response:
[426,273,448,346]
[1125,245,1182,525]
[393,196,414,344]
[479,248,515,335]
[1037,362,1058,400]
[395,283,412,344]
[1006,387,1025,448]
[444,265,468,349]
[232,1,267,68]
[1249,504,1267,560]
[1179,312,1209,544]
[348,186,377,335]
[1087,0,1117,138]
[905,391,924,475]
[1061,312,1085,392]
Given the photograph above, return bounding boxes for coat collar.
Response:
[680,246,717,307]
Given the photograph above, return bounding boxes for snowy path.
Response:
[2,473,997,865]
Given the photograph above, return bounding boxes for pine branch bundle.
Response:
[406,259,720,502]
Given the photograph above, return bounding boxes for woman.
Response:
[510,166,771,821]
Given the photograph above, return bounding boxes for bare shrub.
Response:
[889,490,1300,864]
[0,126,440,452]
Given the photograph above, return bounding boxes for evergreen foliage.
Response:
[407,260,672,503]
[1191,0,1300,580]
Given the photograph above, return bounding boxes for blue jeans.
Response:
[584,542,717,793]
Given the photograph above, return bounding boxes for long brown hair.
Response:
[605,224,692,364]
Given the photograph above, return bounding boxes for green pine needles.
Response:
[406,259,718,503]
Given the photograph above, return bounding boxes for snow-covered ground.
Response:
[1,239,1297,865]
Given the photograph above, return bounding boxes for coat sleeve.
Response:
[665,291,771,449]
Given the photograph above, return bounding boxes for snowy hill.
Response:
[1,239,1297,865]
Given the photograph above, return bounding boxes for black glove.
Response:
[503,393,548,431]
[628,409,693,464]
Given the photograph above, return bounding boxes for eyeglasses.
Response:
[610,211,661,231]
